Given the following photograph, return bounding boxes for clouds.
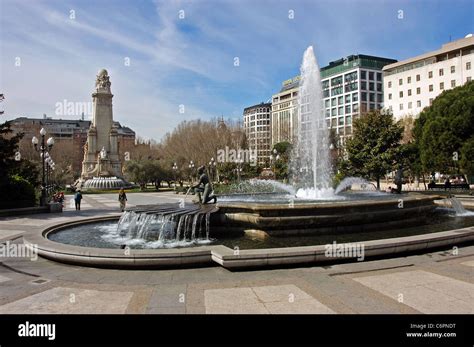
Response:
[1,0,473,141]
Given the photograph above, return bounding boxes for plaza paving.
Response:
[0,192,473,314]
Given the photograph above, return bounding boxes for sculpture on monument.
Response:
[76,69,131,190]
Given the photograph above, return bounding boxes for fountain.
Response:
[26,46,474,269]
[291,46,334,199]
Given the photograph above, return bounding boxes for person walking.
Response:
[74,190,83,211]
[118,188,128,212]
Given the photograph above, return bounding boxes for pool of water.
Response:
[47,208,474,250]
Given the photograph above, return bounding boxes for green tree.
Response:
[414,81,474,175]
[343,110,403,190]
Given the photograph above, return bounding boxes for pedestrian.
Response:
[74,189,83,210]
[118,188,127,212]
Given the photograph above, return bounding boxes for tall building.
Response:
[383,35,474,120]
[243,102,272,165]
[321,54,397,144]
[271,55,396,147]
[271,76,300,146]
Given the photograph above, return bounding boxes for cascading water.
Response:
[100,204,217,248]
[447,196,474,216]
[291,46,334,199]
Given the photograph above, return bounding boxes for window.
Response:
[331,108,337,116]
[428,71,433,78]
[353,104,359,112]
[331,98,336,107]
[352,93,358,102]
[408,102,412,109]
[399,91,403,98]
[369,93,375,102]
[338,106,343,115]
[377,94,383,103]
[345,116,352,124]
[361,81,367,90]
[451,66,455,73]
[361,92,367,101]
[429,84,433,92]
[407,76,411,83]
[451,80,456,88]
[377,73,382,82]
[399,78,403,85]
[440,82,444,90]
[399,103,403,111]
[408,89,412,96]
[369,82,374,91]
[345,105,351,114]
[439,68,444,76]
[361,70,367,79]
[325,100,330,108]
[429,98,433,105]
[338,96,344,105]
[369,103,375,110]
[416,74,420,81]
[467,62,471,70]
[345,95,351,103]
[338,117,344,126]
[417,100,421,107]
[369,71,374,80]
[377,83,382,92]
[416,87,421,94]
[388,81,392,88]
[388,93,392,100]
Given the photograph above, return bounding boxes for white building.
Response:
[243,102,272,165]
[271,77,300,147]
[383,35,474,120]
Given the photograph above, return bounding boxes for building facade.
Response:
[10,115,135,177]
[243,102,272,165]
[270,55,396,147]
[321,54,397,144]
[271,76,300,146]
[383,35,474,120]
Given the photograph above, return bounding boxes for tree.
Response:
[414,81,474,176]
[343,110,403,189]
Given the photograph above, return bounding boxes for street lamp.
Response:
[188,160,195,183]
[31,128,54,206]
[208,157,216,182]
[172,162,178,189]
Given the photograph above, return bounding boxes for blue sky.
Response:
[1,0,473,141]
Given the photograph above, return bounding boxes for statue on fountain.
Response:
[191,166,217,204]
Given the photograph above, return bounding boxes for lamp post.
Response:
[172,162,178,189]
[208,157,216,182]
[188,160,195,183]
[269,148,280,178]
[235,155,244,183]
[32,128,54,206]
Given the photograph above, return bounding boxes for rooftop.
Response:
[383,35,474,71]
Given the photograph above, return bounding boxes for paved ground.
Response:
[0,192,473,314]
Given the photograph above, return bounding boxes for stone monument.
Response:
[78,69,131,190]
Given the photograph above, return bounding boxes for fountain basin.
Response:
[24,215,474,269]
[213,193,440,234]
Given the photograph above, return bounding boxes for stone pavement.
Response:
[0,192,473,314]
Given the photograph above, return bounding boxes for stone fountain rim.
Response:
[23,205,474,269]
